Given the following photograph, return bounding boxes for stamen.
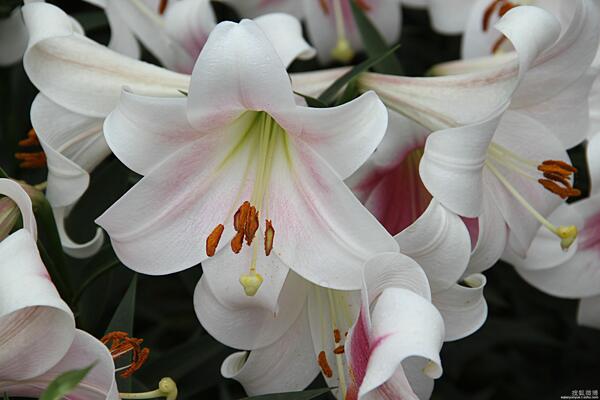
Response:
[15,152,46,169]
[334,328,341,343]
[244,206,259,245]
[498,1,518,16]
[206,224,224,257]
[537,160,581,199]
[333,345,345,354]
[234,201,251,232]
[491,35,508,54]
[319,0,330,14]
[539,160,578,174]
[101,331,150,378]
[231,231,244,254]
[264,219,275,256]
[19,128,40,147]
[356,0,372,12]
[331,0,354,63]
[482,0,502,31]
[538,179,581,199]
[158,0,168,15]
[318,351,334,378]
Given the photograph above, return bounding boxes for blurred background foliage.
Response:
[0,1,599,399]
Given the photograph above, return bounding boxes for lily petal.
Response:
[194,273,308,350]
[254,13,316,68]
[432,274,488,341]
[103,90,196,176]
[1,330,118,400]
[102,3,140,59]
[419,102,508,217]
[276,91,388,179]
[0,7,28,66]
[221,0,304,19]
[577,295,600,330]
[587,132,600,195]
[186,19,296,131]
[221,306,319,396]
[428,0,477,35]
[396,200,471,294]
[22,1,190,118]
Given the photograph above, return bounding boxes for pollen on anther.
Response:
[231,231,244,254]
[318,351,333,378]
[333,329,341,343]
[245,206,259,245]
[333,345,345,355]
[264,219,275,256]
[206,224,224,257]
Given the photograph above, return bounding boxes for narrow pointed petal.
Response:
[577,296,600,330]
[103,90,197,176]
[96,119,255,275]
[354,288,444,398]
[22,2,190,118]
[1,330,118,400]
[290,67,350,98]
[194,273,308,350]
[428,0,477,35]
[0,194,75,380]
[419,103,508,217]
[432,274,488,341]
[276,91,388,179]
[465,189,508,274]
[267,138,399,290]
[0,8,28,66]
[221,306,319,396]
[187,19,296,131]
[396,200,471,294]
[254,13,316,68]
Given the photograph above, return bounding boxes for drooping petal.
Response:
[465,188,508,274]
[254,13,316,68]
[290,67,350,98]
[419,102,508,217]
[194,273,308,350]
[103,90,197,176]
[428,0,478,35]
[266,135,399,290]
[352,288,444,399]
[395,200,471,294]
[1,330,118,400]
[577,295,600,330]
[22,1,190,118]
[0,7,28,66]
[186,19,296,131]
[276,91,388,179]
[221,306,319,396]
[96,115,256,275]
[54,206,105,259]
[0,181,75,380]
[162,0,216,73]
[432,274,488,341]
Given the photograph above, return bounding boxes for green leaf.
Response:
[0,167,7,178]
[350,0,403,75]
[39,364,95,400]
[241,388,332,400]
[293,92,327,108]
[317,43,401,106]
[3,392,9,400]
[105,274,138,392]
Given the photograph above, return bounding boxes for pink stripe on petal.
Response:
[580,211,600,253]
[462,217,479,250]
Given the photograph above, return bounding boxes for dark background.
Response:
[1,1,598,399]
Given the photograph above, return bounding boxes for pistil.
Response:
[331,0,354,63]
[120,377,178,400]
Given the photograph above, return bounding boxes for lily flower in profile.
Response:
[96,18,396,322]
[21,1,314,257]
[0,178,118,399]
[208,253,444,400]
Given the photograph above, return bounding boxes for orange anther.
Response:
[319,0,329,14]
[101,331,150,378]
[482,0,502,31]
[15,152,46,169]
[333,345,345,355]
[19,128,40,147]
[498,1,518,16]
[356,0,372,12]
[234,201,251,233]
[231,231,244,254]
[540,160,578,174]
[333,329,341,343]
[491,35,508,54]
[158,0,168,15]
[244,206,259,246]
[318,351,333,378]
[206,224,224,257]
[264,219,274,256]
[538,179,581,199]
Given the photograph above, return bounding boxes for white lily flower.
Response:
[0,178,118,399]
[0,7,28,66]
[224,0,402,64]
[97,18,397,326]
[348,110,488,341]
[212,253,444,400]
[503,135,600,328]
[427,0,479,35]
[22,1,314,257]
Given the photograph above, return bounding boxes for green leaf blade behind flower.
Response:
[241,388,332,400]
[350,0,403,75]
[39,364,95,400]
